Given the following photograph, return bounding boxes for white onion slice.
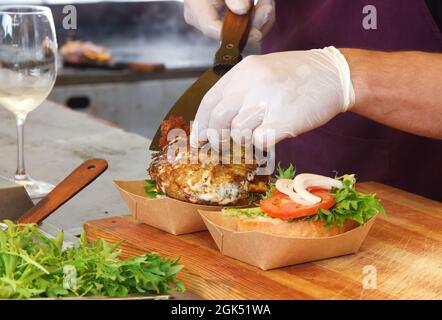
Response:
[275,179,311,205]
[288,191,312,206]
[293,174,343,204]
[275,179,294,194]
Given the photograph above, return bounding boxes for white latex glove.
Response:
[184,0,275,43]
[190,46,356,150]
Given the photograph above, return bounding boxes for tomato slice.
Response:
[271,188,284,196]
[260,188,335,220]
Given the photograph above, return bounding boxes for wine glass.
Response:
[0,5,58,199]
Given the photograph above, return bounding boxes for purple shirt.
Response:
[262,0,442,200]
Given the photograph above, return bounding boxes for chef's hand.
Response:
[190,46,356,150]
[184,0,275,43]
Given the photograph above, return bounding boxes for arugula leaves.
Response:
[262,163,296,200]
[144,179,165,198]
[0,220,184,299]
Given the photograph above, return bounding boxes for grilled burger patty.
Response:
[148,138,258,206]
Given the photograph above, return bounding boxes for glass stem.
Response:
[15,114,28,181]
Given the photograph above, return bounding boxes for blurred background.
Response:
[2,0,259,139]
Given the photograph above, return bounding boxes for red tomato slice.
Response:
[271,188,284,196]
[261,188,335,220]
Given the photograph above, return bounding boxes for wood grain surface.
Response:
[84,182,442,300]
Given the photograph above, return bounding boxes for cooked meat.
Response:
[149,137,258,206]
[60,40,112,64]
[248,181,269,193]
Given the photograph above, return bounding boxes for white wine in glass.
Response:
[0,5,58,199]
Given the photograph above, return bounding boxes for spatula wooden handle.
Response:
[17,159,108,225]
[214,3,254,71]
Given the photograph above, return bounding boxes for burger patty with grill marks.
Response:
[148,138,258,206]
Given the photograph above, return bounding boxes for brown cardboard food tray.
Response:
[199,210,377,270]
[114,180,223,235]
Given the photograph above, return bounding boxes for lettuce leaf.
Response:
[144,179,165,198]
[221,207,265,218]
[308,174,386,227]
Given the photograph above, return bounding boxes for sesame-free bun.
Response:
[237,216,358,238]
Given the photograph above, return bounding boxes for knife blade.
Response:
[149,5,254,151]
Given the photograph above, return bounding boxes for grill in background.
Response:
[45,1,259,139]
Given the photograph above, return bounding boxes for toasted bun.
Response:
[237,216,358,238]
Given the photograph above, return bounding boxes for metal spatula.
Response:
[149,5,254,151]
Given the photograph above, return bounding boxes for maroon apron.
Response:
[262,0,442,201]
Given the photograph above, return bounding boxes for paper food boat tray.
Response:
[114,180,223,235]
[199,210,377,270]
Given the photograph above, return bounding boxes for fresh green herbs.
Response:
[144,179,164,198]
[0,220,185,299]
[222,207,265,218]
[262,163,296,200]
[311,174,386,227]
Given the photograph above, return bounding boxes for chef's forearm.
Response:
[340,48,442,139]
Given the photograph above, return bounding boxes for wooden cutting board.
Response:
[84,182,442,300]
